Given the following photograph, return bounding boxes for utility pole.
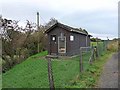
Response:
[37,12,40,53]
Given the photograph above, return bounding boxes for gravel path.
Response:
[97,52,118,88]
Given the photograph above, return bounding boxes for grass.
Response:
[2,54,81,88]
[65,51,113,88]
[2,44,114,88]
[30,50,48,58]
[52,56,80,87]
[91,41,103,46]
[2,51,49,88]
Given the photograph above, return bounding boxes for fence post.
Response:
[89,46,94,64]
[104,40,107,52]
[47,57,55,90]
[94,46,98,58]
[92,44,95,60]
[103,41,105,51]
[80,48,83,72]
[97,42,99,57]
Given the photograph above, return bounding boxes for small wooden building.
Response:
[45,22,91,56]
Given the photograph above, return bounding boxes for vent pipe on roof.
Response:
[37,12,39,31]
[37,12,40,53]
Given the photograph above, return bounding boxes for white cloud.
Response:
[36,0,118,11]
[1,0,118,39]
[90,33,118,40]
[1,0,118,21]
[1,0,118,12]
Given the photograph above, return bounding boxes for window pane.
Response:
[59,38,65,48]
[70,35,74,41]
[52,37,55,41]
[51,35,56,41]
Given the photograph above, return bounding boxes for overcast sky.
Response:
[1,0,119,40]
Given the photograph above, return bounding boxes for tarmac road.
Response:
[97,52,118,88]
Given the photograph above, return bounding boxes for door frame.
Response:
[50,35,57,55]
[58,36,66,54]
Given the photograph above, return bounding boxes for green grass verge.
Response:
[2,50,113,88]
[65,51,113,88]
[52,56,80,87]
[30,51,48,58]
[91,41,103,46]
[2,51,49,88]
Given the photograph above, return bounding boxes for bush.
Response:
[20,48,30,60]
[107,40,118,52]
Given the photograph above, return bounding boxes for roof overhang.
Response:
[45,22,92,37]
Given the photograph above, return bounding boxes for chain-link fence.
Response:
[49,56,80,88]
[2,51,49,88]
[2,41,109,89]
[46,41,109,88]
[81,40,109,72]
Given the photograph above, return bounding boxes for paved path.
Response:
[97,52,118,88]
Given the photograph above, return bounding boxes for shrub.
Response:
[107,40,118,52]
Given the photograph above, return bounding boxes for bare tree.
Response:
[45,18,58,29]
[1,17,36,71]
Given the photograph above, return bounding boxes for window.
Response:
[70,35,74,41]
[51,35,56,41]
[52,37,55,41]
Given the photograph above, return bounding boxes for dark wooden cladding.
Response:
[46,22,91,56]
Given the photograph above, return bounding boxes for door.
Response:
[58,36,66,54]
[50,35,57,55]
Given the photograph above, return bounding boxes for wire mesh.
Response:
[51,56,80,88]
[81,47,92,71]
[2,41,109,88]
[2,52,49,88]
